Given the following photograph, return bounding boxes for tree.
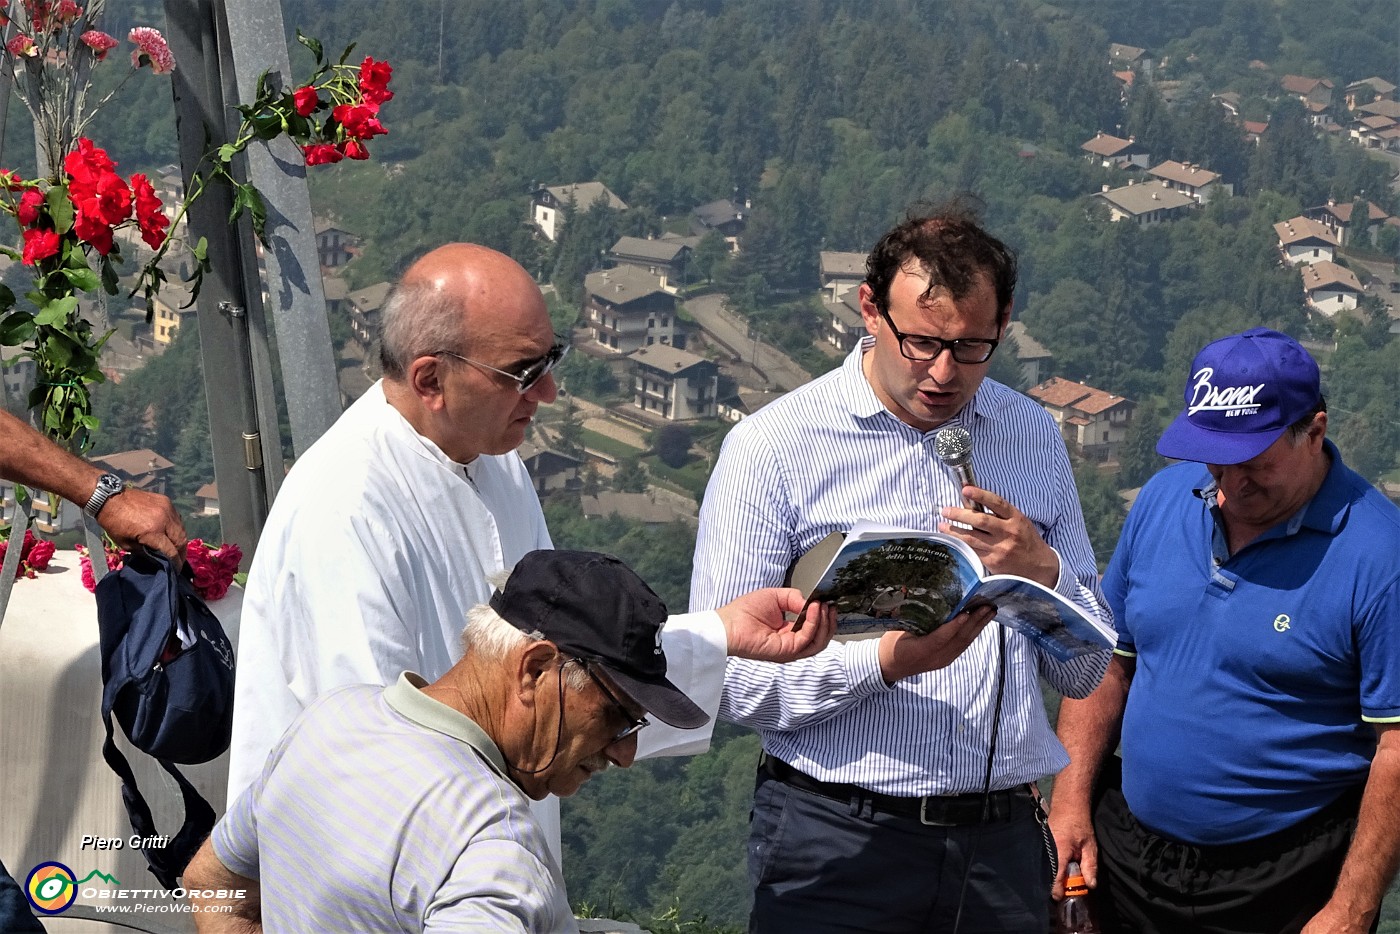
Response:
[558,354,618,402]
[1073,461,1127,571]
[691,230,730,284]
[653,423,693,469]
[555,401,584,460]
[613,456,648,493]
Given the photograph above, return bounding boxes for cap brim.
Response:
[1155,408,1286,466]
[602,664,710,730]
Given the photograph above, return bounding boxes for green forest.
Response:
[42,0,1400,929]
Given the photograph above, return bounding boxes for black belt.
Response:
[760,754,1030,826]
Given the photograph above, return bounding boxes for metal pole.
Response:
[163,0,280,560]
[221,302,268,538]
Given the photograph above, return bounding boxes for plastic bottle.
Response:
[1054,861,1101,934]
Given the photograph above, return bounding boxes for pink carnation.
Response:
[80,30,118,60]
[52,0,80,27]
[6,33,37,57]
[128,26,174,74]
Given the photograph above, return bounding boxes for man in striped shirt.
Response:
[692,206,1113,933]
[187,550,834,932]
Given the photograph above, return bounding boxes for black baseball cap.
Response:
[490,550,708,730]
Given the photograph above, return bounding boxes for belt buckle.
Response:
[918,795,957,827]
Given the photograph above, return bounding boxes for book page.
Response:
[956,575,1114,661]
[809,533,984,639]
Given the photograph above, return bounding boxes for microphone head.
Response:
[934,426,973,467]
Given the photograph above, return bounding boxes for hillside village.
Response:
[8,32,1398,541]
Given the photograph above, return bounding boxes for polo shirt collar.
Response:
[385,672,510,780]
[1194,438,1350,547]
[842,336,1009,433]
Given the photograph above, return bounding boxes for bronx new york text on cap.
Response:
[1156,327,1322,466]
[489,549,709,730]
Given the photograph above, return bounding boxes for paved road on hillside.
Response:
[1351,257,1400,318]
[683,293,812,391]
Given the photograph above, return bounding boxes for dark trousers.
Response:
[0,858,44,932]
[748,768,1052,934]
[1092,773,1369,934]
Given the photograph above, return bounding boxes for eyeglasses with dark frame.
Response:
[573,657,649,744]
[433,340,571,394]
[877,306,999,364]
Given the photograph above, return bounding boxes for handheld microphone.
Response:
[934,426,990,514]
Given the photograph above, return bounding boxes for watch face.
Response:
[100,475,123,494]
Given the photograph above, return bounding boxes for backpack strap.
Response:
[100,710,215,891]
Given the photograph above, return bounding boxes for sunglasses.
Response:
[434,340,570,393]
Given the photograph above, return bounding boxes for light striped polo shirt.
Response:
[214,673,576,933]
[691,338,1113,795]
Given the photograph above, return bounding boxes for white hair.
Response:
[462,603,590,691]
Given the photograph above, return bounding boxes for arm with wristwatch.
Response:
[0,408,187,560]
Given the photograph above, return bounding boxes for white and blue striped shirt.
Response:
[691,339,1112,795]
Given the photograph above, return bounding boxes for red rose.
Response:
[72,212,114,254]
[331,103,386,141]
[302,143,342,166]
[1,171,24,191]
[293,85,319,117]
[130,173,169,249]
[341,139,369,160]
[16,188,43,226]
[74,170,132,227]
[358,56,393,105]
[21,227,59,264]
[24,539,55,572]
[63,138,118,181]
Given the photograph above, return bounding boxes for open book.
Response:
[795,521,1115,662]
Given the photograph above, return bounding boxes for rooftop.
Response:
[1095,181,1197,216]
[541,181,628,212]
[1148,160,1221,187]
[1273,216,1339,248]
[1080,132,1139,157]
[585,265,670,305]
[1301,261,1362,293]
[629,343,712,375]
[1028,377,1131,415]
[819,251,867,279]
[609,236,693,264]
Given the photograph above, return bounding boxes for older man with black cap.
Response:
[187,550,831,933]
[1050,328,1400,934]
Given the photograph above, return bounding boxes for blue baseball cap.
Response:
[1156,328,1321,466]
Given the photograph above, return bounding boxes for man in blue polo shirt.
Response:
[1049,328,1400,934]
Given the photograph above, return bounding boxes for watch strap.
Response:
[84,473,125,518]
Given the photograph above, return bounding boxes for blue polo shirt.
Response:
[1106,440,1400,845]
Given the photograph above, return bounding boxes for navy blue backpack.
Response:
[95,549,236,890]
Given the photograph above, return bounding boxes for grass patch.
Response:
[580,428,644,460]
[642,454,709,499]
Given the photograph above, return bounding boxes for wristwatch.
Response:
[84,473,126,518]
